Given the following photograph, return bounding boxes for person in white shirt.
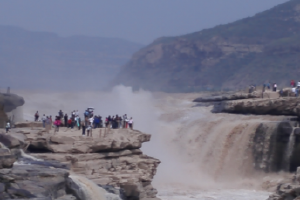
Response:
[42,114,47,128]
[86,122,93,137]
[6,122,10,133]
[128,117,133,129]
[274,83,277,92]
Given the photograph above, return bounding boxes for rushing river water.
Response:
[17,87,290,200]
[157,188,270,200]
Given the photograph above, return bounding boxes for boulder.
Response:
[0,134,25,149]
[0,164,69,199]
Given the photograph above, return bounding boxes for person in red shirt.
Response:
[68,119,73,128]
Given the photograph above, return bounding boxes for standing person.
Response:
[42,114,46,128]
[105,117,109,128]
[297,80,300,89]
[267,82,270,90]
[81,119,86,136]
[54,117,61,133]
[122,114,127,128]
[118,115,121,128]
[49,116,53,130]
[128,117,133,129]
[108,115,112,129]
[86,122,92,137]
[45,117,51,133]
[78,117,81,130]
[64,114,68,127]
[59,110,63,119]
[274,83,277,92]
[6,122,10,133]
[68,118,73,128]
[34,111,39,121]
[291,80,295,87]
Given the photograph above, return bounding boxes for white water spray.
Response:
[69,175,121,200]
[283,128,295,171]
[19,149,43,161]
[0,142,10,152]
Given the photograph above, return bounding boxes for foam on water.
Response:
[158,189,270,200]
[20,149,43,161]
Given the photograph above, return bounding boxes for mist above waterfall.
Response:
[16,86,290,199]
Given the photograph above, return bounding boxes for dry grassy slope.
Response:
[114,0,300,92]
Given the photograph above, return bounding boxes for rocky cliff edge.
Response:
[0,127,160,200]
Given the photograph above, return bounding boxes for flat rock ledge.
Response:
[193,92,260,103]
[212,97,300,117]
[0,127,161,200]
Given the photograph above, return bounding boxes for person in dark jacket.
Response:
[64,114,68,127]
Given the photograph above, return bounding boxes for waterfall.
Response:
[19,149,43,161]
[0,142,10,152]
[69,175,122,200]
[283,128,296,171]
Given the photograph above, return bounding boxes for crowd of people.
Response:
[262,82,277,92]
[33,109,134,136]
[290,80,300,97]
[250,80,300,97]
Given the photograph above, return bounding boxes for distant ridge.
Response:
[114,0,300,92]
[0,25,143,90]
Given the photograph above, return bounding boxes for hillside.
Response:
[0,26,143,91]
[114,0,300,92]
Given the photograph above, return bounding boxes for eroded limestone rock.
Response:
[0,127,160,200]
[213,97,300,117]
[193,92,260,103]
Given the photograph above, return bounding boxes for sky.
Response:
[0,0,291,44]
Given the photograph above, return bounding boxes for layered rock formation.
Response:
[0,127,160,200]
[212,97,300,117]
[193,92,260,103]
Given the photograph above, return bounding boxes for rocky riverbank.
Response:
[0,125,160,200]
[212,97,300,117]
